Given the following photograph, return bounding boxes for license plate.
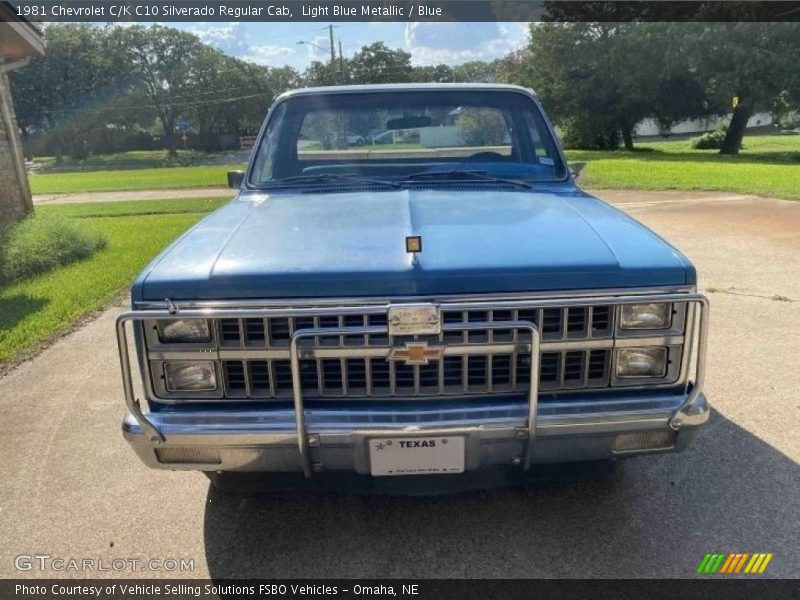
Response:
[369,436,465,477]
[388,304,441,336]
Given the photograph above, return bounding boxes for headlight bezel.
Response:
[156,318,213,344]
[619,303,673,330]
[162,360,219,393]
[615,346,668,378]
[612,345,683,387]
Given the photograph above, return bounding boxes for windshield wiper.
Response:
[266,173,401,189]
[402,169,533,190]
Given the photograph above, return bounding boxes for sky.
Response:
[168,22,529,70]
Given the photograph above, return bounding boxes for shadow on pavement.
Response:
[203,410,798,578]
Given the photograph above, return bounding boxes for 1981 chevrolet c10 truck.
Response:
[117,84,709,493]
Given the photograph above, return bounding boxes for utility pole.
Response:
[328,24,336,69]
[338,39,345,83]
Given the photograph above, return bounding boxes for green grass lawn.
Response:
[28,164,244,195]
[0,198,228,364]
[26,134,800,199]
[567,134,800,200]
[37,197,230,218]
[33,149,235,172]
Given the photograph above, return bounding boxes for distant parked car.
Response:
[368,130,394,145]
[335,132,365,146]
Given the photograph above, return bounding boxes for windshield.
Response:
[249,89,567,189]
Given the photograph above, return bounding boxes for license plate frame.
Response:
[387,303,441,336]
[368,436,465,477]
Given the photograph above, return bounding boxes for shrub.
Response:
[0,215,107,287]
[457,109,508,146]
[691,129,727,150]
[559,118,620,150]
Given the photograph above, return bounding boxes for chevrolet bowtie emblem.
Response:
[387,341,446,366]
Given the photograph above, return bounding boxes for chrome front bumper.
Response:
[117,292,709,477]
[122,392,709,473]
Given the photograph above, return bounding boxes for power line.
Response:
[114,85,271,103]
[54,92,272,114]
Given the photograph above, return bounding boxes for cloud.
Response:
[243,44,296,65]
[299,35,331,62]
[174,22,527,70]
[189,23,296,66]
[405,22,527,65]
[190,23,249,54]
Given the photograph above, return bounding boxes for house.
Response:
[0,2,45,222]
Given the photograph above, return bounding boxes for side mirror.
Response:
[569,162,586,179]
[227,170,245,189]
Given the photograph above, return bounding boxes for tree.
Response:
[411,64,454,83]
[519,23,640,149]
[494,49,533,88]
[347,42,412,84]
[517,22,714,150]
[10,24,122,160]
[265,66,301,102]
[110,25,205,155]
[673,23,800,154]
[452,60,497,83]
[11,24,302,157]
[188,49,256,150]
[457,109,507,146]
[302,60,339,87]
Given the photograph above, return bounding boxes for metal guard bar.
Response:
[290,321,540,477]
[115,292,708,476]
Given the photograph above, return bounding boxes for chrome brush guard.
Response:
[116,293,708,477]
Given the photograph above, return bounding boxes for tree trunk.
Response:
[158,111,177,156]
[621,127,635,151]
[163,123,177,156]
[719,103,753,155]
[20,128,33,161]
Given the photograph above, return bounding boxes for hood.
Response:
[134,188,693,301]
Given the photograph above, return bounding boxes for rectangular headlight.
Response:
[164,361,217,392]
[616,347,667,378]
[620,303,672,330]
[158,319,211,343]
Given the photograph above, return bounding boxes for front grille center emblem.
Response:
[388,341,446,366]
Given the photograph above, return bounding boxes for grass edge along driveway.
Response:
[28,164,245,195]
[0,198,229,365]
[570,152,800,201]
[27,135,800,201]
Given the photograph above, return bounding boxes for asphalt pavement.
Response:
[1,190,798,579]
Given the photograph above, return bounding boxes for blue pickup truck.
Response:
[116,84,709,493]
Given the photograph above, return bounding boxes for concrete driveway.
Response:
[1,190,798,579]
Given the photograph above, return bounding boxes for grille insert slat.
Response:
[224,361,246,395]
[213,303,613,349]
[220,319,242,344]
[168,300,634,400]
[591,306,612,334]
[219,344,609,399]
[245,318,265,344]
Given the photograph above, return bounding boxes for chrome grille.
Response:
[216,305,613,349]
[142,296,700,403]
[220,349,610,399]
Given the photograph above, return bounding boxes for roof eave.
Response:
[0,3,46,59]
